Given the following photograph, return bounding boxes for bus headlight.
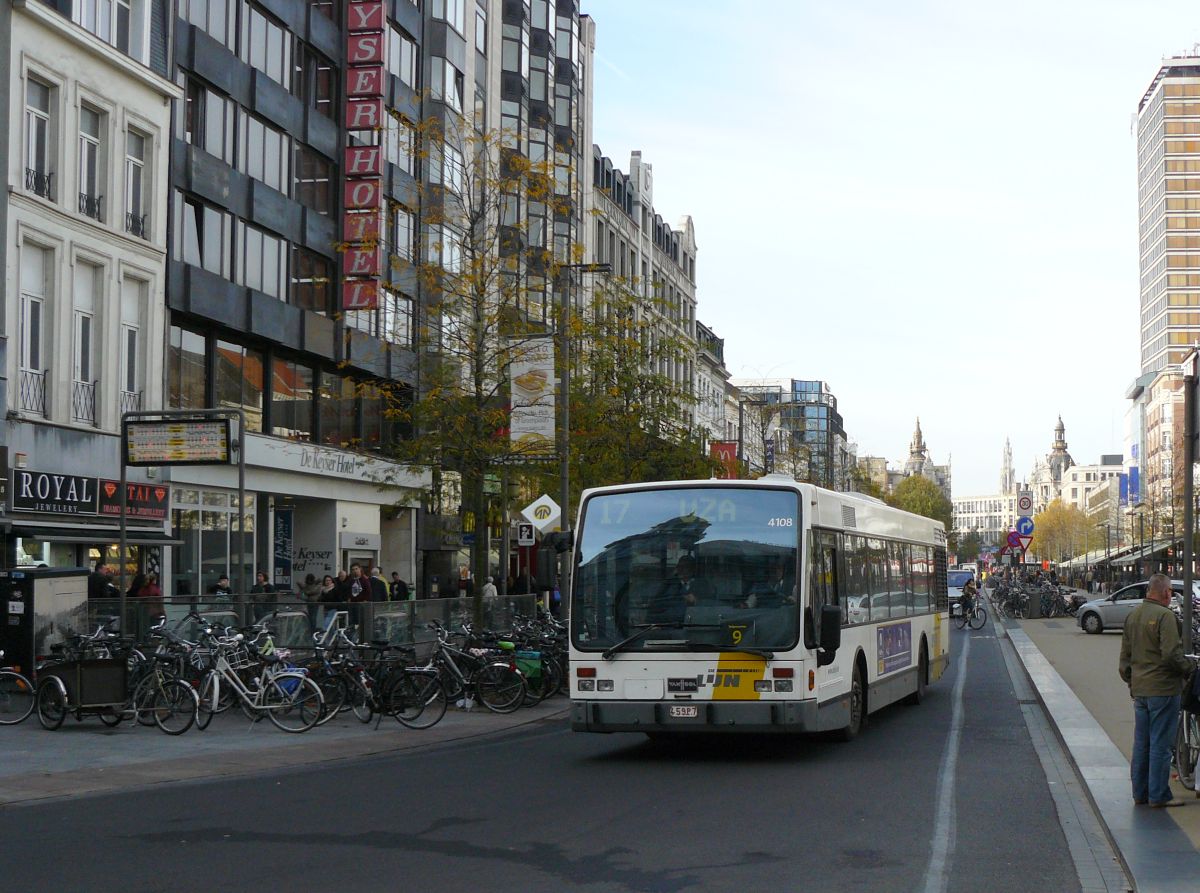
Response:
[597,679,614,691]
[754,680,772,692]
[774,679,793,692]
[578,679,595,691]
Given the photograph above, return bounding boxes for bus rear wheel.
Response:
[905,644,928,706]
[837,664,866,741]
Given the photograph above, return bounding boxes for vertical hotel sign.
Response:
[343,1,386,311]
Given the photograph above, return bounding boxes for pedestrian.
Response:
[138,573,165,619]
[250,571,276,621]
[369,567,388,602]
[456,566,474,598]
[1086,569,1094,594]
[1119,573,1193,808]
[88,562,117,602]
[208,574,234,603]
[390,571,410,601]
[300,573,322,631]
[317,574,338,633]
[347,565,369,632]
[482,575,498,599]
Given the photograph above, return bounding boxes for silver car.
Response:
[1077,580,1196,634]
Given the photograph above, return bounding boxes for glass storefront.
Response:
[171,487,257,596]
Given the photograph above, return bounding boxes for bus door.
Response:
[808,529,844,694]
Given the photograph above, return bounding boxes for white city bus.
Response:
[568,475,950,738]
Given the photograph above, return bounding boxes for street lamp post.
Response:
[557,261,611,603]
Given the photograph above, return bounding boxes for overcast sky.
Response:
[583,0,1200,495]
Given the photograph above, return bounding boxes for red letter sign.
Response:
[343,280,379,311]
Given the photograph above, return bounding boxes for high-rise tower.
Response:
[1137,56,1200,373]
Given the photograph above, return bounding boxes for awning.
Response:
[11,522,183,547]
[1111,540,1174,567]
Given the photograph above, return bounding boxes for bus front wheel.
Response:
[837,664,866,741]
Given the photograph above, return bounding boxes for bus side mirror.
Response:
[816,604,841,667]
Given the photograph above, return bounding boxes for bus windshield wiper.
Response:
[602,624,669,660]
[682,641,775,659]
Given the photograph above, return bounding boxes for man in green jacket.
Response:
[1119,573,1193,808]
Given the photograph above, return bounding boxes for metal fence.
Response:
[87,595,540,655]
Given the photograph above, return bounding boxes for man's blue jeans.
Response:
[1132,694,1181,804]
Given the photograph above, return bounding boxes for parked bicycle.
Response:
[424,621,526,714]
[0,650,35,725]
[1174,654,1200,791]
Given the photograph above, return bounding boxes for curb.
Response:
[1004,624,1200,893]
[0,702,570,808]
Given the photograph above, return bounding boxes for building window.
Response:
[294,145,333,214]
[391,204,416,261]
[174,192,232,276]
[293,42,335,119]
[430,142,464,194]
[291,247,332,313]
[74,0,131,53]
[430,57,464,113]
[388,26,418,90]
[237,221,287,299]
[120,276,145,413]
[167,326,208,410]
[242,5,291,89]
[382,289,413,346]
[179,78,235,165]
[178,0,237,50]
[501,22,529,78]
[272,358,314,440]
[432,0,465,34]
[19,243,49,416]
[216,341,265,432]
[384,116,416,176]
[319,372,359,446]
[239,111,290,194]
[428,224,462,273]
[25,79,53,199]
[73,310,95,421]
[124,129,147,237]
[475,8,486,53]
[78,106,104,221]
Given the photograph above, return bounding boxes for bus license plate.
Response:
[669,705,698,718]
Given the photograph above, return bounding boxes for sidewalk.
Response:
[1008,610,1200,893]
[0,697,569,807]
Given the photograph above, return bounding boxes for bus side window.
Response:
[808,530,839,648]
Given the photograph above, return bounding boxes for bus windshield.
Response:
[571,487,801,653]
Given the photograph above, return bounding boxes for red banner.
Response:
[710,442,739,479]
[98,480,169,520]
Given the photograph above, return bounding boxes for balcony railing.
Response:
[25,168,53,200]
[72,379,98,426]
[79,192,104,221]
[120,389,143,414]
[19,369,47,416]
[125,212,148,239]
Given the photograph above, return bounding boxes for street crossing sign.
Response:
[1016,516,1034,537]
[516,522,535,547]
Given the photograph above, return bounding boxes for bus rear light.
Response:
[597,679,614,691]
[771,668,794,678]
[578,679,595,691]
[808,670,815,691]
[577,667,596,678]
[754,680,772,693]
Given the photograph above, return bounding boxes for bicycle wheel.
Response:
[314,673,348,726]
[131,675,160,727]
[36,678,66,730]
[1176,711,1200,791]
[149,679,197,735]
[968,605,987,631]
[0,670,35,725]
[474,662,526,714]
[438,663,465,702]
[351,680,374,723]
[388,673,447,729]
[953,608,968,630]
[263,674,323,733]
[195,671,218,731]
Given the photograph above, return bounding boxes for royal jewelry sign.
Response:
[11,470,168,520]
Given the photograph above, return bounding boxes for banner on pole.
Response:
[509,336,556,454]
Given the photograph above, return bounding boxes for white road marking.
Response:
[919,630,970,893]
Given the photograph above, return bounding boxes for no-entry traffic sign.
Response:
[1007,530,1022,549]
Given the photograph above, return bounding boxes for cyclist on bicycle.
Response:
[960,578,977,617]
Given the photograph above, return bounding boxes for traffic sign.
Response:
[516,522,535,547]
[1016,516,1034,537]
[1006,531,1022,549]
[1017,491,1034,514]
[521,494,561,533]
[1017,535,1033,552]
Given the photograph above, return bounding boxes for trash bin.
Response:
[1025,589,1041,619]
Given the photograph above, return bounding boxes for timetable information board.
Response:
[124,419,232,466]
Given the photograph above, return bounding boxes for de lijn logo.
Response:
[533,505,553,521]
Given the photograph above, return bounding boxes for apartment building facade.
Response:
[3,0,179,568]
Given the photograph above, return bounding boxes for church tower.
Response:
[1001,438,1015,495]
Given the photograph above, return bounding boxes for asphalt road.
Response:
[0,625,1085,893]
